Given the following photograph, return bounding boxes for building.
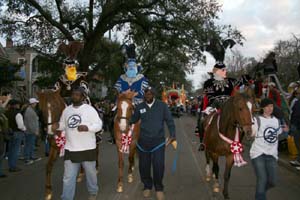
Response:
[4,39,40,97]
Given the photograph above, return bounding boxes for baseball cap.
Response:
[29,98,39,104]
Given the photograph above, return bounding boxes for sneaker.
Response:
[295,166,300,171]
[9,168,22,172]
[156,191,165,200]
[143,189,151,198]
[18,156,25,160]
[24,160,34,165]
[198,143,205,151]
[31,157,42,162]
[107,139,115,144]
[0,174,7,178]
[289,160,300,166]
[88,194,97,200]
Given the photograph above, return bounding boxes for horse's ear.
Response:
[232,87,241,96]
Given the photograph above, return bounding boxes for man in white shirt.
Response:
[58,87,102,200]
[5,99,26,172]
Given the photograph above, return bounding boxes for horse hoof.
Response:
[116,185,123,193]
[77,173,84,183]
[45,193,52,200]
[128,174,133,183]
[213,183,220,193]
[205,175,211,182]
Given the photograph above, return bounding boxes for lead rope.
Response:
[217,115,247,167]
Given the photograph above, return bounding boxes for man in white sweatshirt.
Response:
[59,87,102,200]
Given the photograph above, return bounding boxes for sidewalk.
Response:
[278,151,300,176]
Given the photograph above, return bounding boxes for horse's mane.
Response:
[117,91,136,102]
[37,90,65,123]
[219,93,250,134]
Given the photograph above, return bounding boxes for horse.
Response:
[114,91,140,193]
[36,89,66,200]
[203,92,253,199]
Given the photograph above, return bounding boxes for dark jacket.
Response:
[291,99,300,129]
[131,99,176,149]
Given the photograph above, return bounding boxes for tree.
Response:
[225,49,258,77]
[0,0,243,74]
[273,34,300,88]
[0,60,22,87]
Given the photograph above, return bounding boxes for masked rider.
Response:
[114,44,149,105]
[53,41,90,105]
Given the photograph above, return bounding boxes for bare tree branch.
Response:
[23,0,74,41]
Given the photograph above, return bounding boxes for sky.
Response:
[187,0,300,88]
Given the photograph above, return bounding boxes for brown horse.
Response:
[114,91,140,192]
[203,93,253,199]
[37,89,66,200]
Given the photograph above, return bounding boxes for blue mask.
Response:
[126,61,138,78]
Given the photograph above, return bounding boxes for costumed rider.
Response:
[114,44,149,105]
[53,41,90,105]
[198,38,238,151]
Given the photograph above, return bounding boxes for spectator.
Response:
[23,98,41,165]
[268,82,281,108]
[250,98,289,200]
[289,90,300,169]
[0,95,10,178]
[130,87,176,200]
[57,87,102,200]
[5,100,26,172]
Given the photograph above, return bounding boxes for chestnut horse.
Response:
[203,93,253,199]
[37,89,66,200]
[114,91,140,193]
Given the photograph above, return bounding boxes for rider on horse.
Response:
[198,38,239,151]
[53,41,90,105]
[114,44,149,105]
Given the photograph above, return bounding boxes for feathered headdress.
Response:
[121,43,136,61]
[57,41,84,64]
[204,38,236,69]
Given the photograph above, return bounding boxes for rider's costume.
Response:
[114,44,149,105]
[53,41,90,105]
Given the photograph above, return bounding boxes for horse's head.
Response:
[36,89,66,134]
[231,93,253,137]
[116,91,136,132]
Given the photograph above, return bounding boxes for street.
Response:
[0,115,300,200]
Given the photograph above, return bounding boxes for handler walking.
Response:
[58,87,102,200]
[130,86,176,200]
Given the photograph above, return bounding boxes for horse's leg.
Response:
[128,143,136,183]
[45,138,59,200]
[211,153,220,193]
[223,154,234,199]
[115,129,124,193]
[117,150,124,192]
[205,151,211,182]
[76,166,85,183]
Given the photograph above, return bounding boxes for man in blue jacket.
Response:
[130,86,176,200]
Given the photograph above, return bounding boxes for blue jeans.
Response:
[8,132,24,169]
[24,133,36,160]
[252,154,277,200]
[61,160,98,200]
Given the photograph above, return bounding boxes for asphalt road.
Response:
[0,115,300,200]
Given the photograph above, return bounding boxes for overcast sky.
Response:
[187,0,300,88]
